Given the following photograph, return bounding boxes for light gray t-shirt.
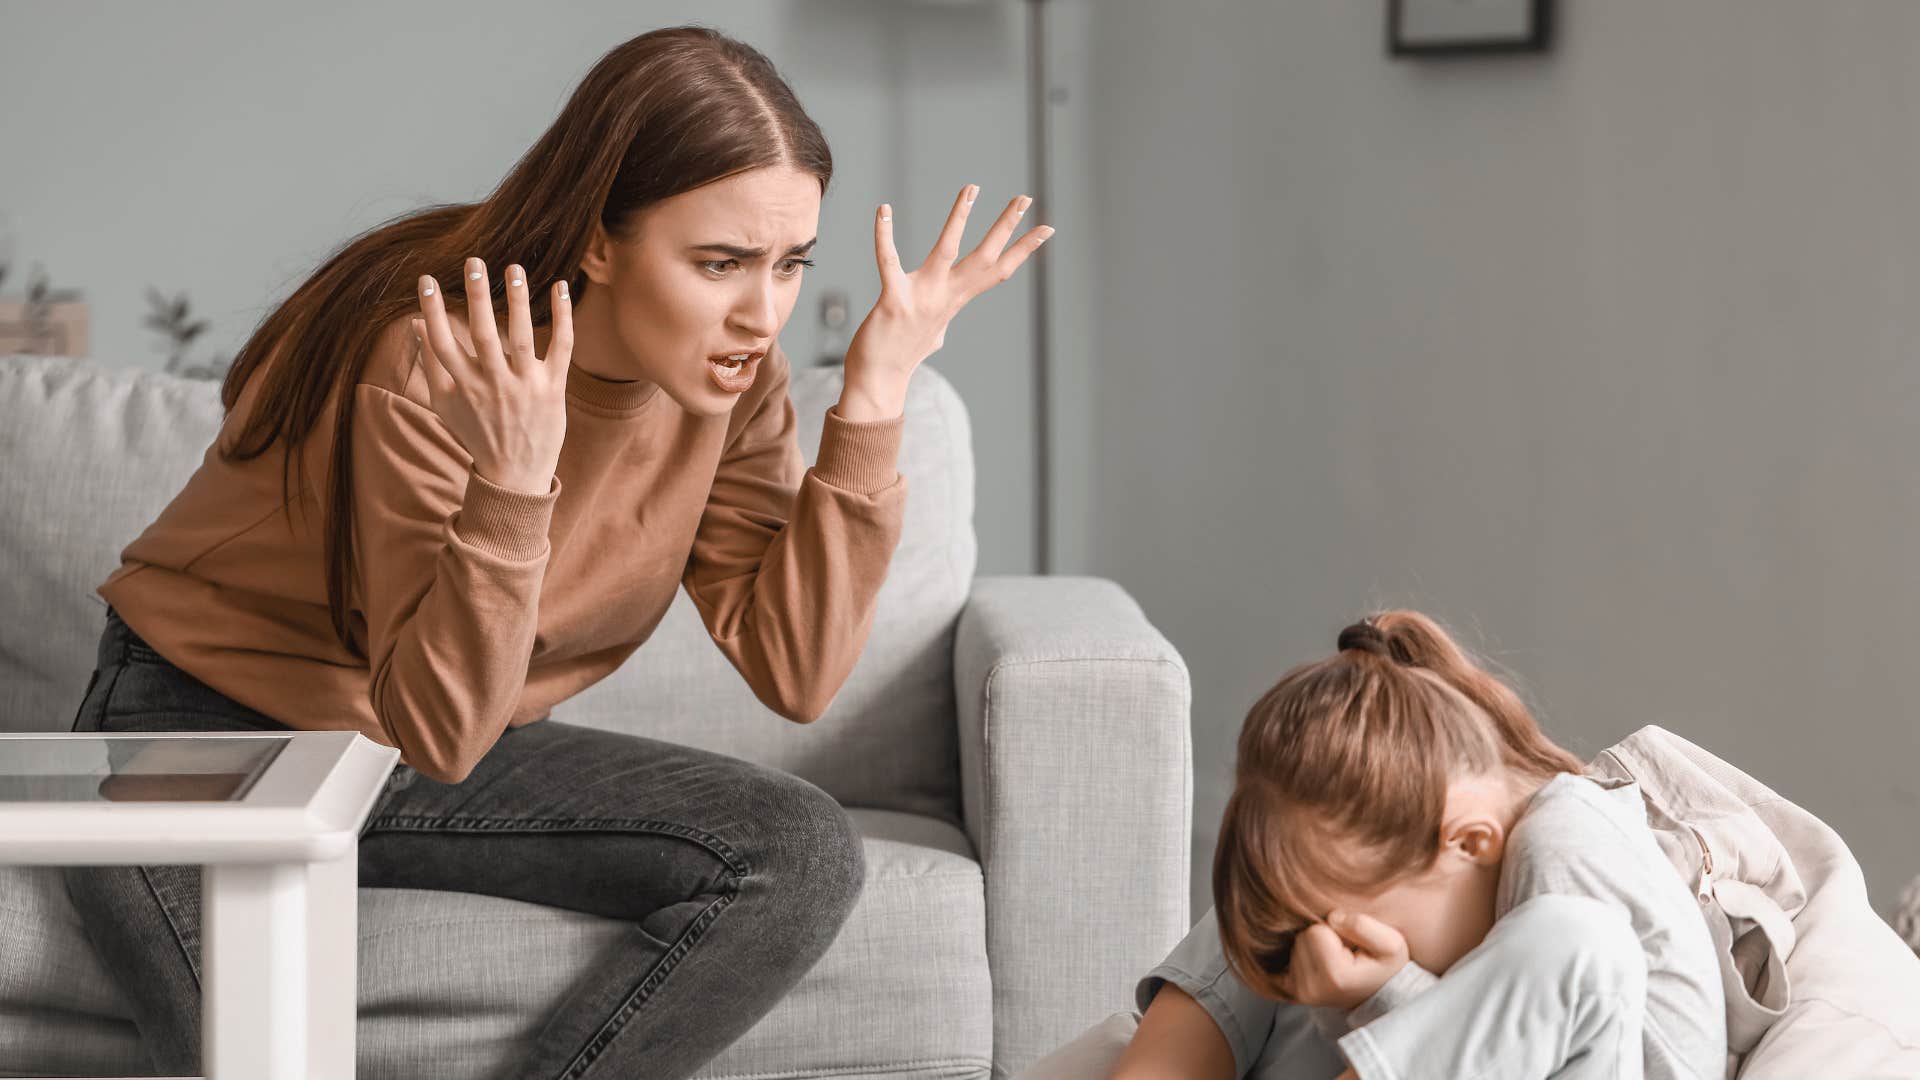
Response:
[1138,774,1726,1079]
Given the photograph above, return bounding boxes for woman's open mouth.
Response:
[706,351,762,394]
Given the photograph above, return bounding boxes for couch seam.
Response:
[864,871,980,884]
[979,653,1187,672]
[932,379,967,603]
[353,872,988,949]
[352,872,981,948]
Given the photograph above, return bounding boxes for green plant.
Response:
[144,286,230,380]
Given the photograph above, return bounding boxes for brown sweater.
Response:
[98,316,907,783]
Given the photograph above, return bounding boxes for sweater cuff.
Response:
[451,468,560,561]
[810,406,903,495]
[1347,961,1439,1029]
[1310,1004,1355,1043]
[1337,1026,1398,1080]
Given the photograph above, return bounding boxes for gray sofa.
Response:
[0,353,1193,1079]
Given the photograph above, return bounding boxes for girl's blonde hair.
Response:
[1211,610,1583,999]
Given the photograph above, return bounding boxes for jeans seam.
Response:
[124,640,167,665]
[137,864,203,989]
[88,624,202,987]
[67,667,101,732]
[363,816,750,877]
[95,708,255,727]
[558,887,739,1079]
[78,658,129,734]
[361,816,754,1078]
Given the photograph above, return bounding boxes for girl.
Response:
[65,25,1051,1079]
[1115,611,1726,1080]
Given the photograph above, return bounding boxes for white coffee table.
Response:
[0,731,399,1080]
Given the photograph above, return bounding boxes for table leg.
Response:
[203,863,307,1079]
[307,847,360,1078]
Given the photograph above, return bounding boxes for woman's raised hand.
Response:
[838,185,1055,421]
[410,258,573,496]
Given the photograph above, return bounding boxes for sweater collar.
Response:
[565,361,659,413]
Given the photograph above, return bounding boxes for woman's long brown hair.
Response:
[1211,610,1585,999]
[217,26,833,659]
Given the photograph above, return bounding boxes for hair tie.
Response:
[1337,619,1393,660]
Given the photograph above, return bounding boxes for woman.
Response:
[65,25,1051,1079]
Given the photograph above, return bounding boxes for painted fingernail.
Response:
[418,276,436,297]
[881,204,892,222]
[509,269,523,287]
[557,281,569,300]
[1036,227,1055,243]
[1016,195,1033,214]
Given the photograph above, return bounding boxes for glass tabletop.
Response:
[0,736,290,803]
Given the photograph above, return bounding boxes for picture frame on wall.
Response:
[1388,0,1552,57]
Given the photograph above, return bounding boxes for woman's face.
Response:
[575,164,822,415]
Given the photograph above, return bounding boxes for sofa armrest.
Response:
[955,575,1192,1077]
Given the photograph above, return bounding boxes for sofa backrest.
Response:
[0,354,976,820]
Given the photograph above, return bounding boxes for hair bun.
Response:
[1337,620,1392,659]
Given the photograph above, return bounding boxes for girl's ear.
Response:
[1442,816,1506,868]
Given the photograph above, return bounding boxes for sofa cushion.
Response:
[0,355,976,820]
[0,808,990,1079]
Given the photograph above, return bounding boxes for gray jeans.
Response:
[64,606,866,1080]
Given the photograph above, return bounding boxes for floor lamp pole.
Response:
[1026,0,1053,574]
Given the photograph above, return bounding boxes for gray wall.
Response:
[0,0,1040,573]
[1059,0,1920,913]
[8,0,1914,917]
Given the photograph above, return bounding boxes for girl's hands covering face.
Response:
[1275,910,1411,1012]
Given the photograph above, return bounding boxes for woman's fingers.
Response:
[420,261,572,380]
[461,257,504,366]
[969,194,1030,266]
[988,224,1055,287]
[873,203,907,293]
[416,274,471,381]
[922,183,977,271]
[546,279,573,375]
[502,264,534,371]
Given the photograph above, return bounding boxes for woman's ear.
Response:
[580,221,614,286]
[1442,815,1506,868]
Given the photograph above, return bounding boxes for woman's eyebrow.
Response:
[688,238,819,259]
